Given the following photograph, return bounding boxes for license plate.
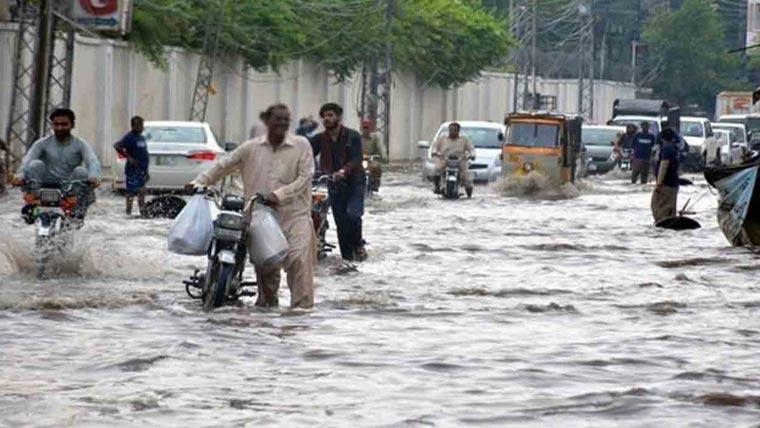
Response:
[154,155,176,166]
[38,227,50,237]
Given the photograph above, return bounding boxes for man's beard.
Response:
[54,131,70,139]
[324,120,338,130]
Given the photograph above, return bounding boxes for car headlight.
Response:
[217,212,244,230]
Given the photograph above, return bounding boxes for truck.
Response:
[715,91,752,120]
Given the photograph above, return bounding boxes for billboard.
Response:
[72,0,133,34]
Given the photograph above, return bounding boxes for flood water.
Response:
[1,169,759,427]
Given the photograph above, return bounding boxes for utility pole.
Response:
[30,0,52,139]
[380,0,393,159]
[189,0,224,122]
[530,0,537,105]
[577,0,594,121]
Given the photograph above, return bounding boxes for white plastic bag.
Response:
[167,195,214,255]
[247,205,289,268]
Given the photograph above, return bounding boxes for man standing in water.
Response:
[651,128,680,223]
[310,103,368,262]
[631,121,655,184]
[114,116,149,216]
[191,104,316,309]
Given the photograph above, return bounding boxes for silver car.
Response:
[112,121,226,192]
[418,121,505,184]
[581,125,625,175]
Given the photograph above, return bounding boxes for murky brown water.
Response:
[1,170,759,426]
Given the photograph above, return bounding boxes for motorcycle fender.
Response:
[218,250,236,265]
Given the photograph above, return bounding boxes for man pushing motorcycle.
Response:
[431,122,475,198]
[189,103,316,309]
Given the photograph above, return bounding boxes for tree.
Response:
[641,0,746,111]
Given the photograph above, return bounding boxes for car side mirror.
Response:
[417,140,430,149]
[498,132,504,142]
[224,142,238,152]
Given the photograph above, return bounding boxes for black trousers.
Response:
[329,179,365,260]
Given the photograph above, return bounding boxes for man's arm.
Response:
[272,140,315,204]
[464,137,476,159]
[375,133,387,161]
[341,131,363,175]
[431,136,443,157]
[656,160,669,186]
[192,143,246,186]
[16,139,45,179]
[80,139,102,180]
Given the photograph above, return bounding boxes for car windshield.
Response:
[611,119,659,134]
[508,122,559,148]
[713,125,746,142]
[714,131,730,144]
[680,121,704,137]
[435,126,503,149]
[583,128,621,146]
[144,126,207,143]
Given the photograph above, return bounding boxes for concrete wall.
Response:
[0,26,636,170]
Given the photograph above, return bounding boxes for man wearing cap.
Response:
[360,118,386,192]
[430,122,475,197]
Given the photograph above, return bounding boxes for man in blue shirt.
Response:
[651,128,680,222]
[114,116,149,216]
[631,121,655,184]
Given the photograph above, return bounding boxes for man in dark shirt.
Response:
[114,116,149,216]
[310,103,367,262]
[651,128,680,223]
[631,121,655,184]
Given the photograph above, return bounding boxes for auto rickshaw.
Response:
[502,112,583,184]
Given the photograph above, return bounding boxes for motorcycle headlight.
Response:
[217,212,244,230]
[362,160,369,169]
[522,162,534,173]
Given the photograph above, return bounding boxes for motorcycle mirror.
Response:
[224,142,238,152]
[417,140,430,149]
[497,132,504,142]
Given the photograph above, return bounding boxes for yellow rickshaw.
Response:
[502,112,583,184]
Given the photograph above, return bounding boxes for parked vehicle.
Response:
[183,189,258,311]
[20,180,90,279]
[713,129,747,166]
[113,121,226,192]
[581,125,625,175]
[679,116,717,168]
[503,112,583,184]
[713,122,748,147]
[716,114,760,150]
[611,99,680,133]
[715,91,752,120]
[419,121,504,184]
[311,175,335,260]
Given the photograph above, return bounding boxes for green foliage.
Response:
[642,0,747,109]
[124,0,513,88]
[393,0,514,87]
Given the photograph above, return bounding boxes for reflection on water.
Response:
[1,170,759,426]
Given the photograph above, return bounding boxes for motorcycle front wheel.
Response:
[445,180,458,199]
[203,263,234,311]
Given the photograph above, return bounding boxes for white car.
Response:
[112,121,226,192]
[418,121,505,184]
[712,122,749,165]
[679,116,717,157]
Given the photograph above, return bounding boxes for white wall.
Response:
[0,27,636,170]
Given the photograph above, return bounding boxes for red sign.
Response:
[78,0,118,16]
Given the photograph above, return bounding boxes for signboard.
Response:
[72,0,133,34]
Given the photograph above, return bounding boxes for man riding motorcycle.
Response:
[430,122,475,197]
[11,108,101,220]
[360,118,386,192]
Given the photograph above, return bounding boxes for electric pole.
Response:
[577,0,594,121]
[380,0,393,159]
[189,0,224,122]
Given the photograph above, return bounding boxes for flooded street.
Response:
[1,169,759,426]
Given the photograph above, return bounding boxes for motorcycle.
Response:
[363,154,380,196]
[184,189,258,311]
[611,148,634,172]
[19,180,88,279]
[312,175,335,261]
[438,154,472,199]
